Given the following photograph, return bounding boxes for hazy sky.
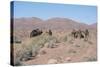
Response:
[12,1,97,24]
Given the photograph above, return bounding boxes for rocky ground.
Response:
[13,17,97,66]
[21,31,97,65]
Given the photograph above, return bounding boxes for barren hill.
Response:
[13,17,92,40]
[14,17,43,31]
[34,17,89,31]
[13,17,43,40]
[14,17,90,31]
[13,17,97,66]
[89,23,97,29]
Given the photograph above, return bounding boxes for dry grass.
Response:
[13,32,62,66]
[13,30,97,65]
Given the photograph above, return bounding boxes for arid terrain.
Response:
[12,17,97,66]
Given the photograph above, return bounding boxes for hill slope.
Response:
[34,17,89,31]
[13,17,90,40]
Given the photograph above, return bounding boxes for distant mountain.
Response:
[13,17,43,40]
[34,17,89,31]
[89,23,97,29]
[14,17,90,31]
[13,17,91,40]
[14,17,43,31]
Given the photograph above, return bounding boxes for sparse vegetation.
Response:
[75,44,80,48]
[13,29,97,65]
[14,36,21,43]
[87,57,97,61]
[13,33,59,65]
[12,17,97,65]
[84,57,97,61]
[68,49,77,54]
[63,35,68,42]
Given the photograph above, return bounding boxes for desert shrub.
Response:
[44,35,59,48]
[47,40,56,48]
[68,49,77,54]
[13,44,24,66]
[55,39,61,43]
[69,40,74,44]
[14,36,21,43]
[86,57,97,61]
[16,34,56,59]
[54,37,62,43]
[88,41,93,44]
[45,35,56,42]
[13,32,61,65]
[75,44,80,48]
[83,56,97,62]
[14,57,22,66]
[62,35,67,42]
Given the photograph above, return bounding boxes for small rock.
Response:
[44,43,49,47]
[40,50,46,55]
[65,57,71,61]
[75,44,80,47]
[56,57,63,63]
[48,59,58,64]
